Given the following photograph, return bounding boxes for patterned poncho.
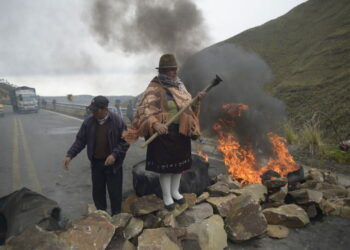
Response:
[122,76,200,144]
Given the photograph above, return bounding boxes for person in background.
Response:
[126,100,134,123]
[63,96,129,215]
[114,99,121,117]
[123,54,205,210]
[52,99,56,110]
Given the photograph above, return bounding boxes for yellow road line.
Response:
[12,117,21,190]
[17,118,42,193]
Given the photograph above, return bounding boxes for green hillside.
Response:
[224,0,350,141]
[0,79,13,100]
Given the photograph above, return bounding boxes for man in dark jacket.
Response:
[63,96,129,215]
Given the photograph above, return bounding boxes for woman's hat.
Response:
[156,54,178,70]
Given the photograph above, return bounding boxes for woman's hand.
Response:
[197,91,206,101]
[153,122,168,135]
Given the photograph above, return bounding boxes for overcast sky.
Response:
[0,0,307,96]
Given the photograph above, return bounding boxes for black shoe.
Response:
[165,203,176,211]
[173,197,186,205]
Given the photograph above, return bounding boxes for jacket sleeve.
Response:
[66,122,87,158]
[112,117,130,166]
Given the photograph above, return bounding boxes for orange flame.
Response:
[197,150,209,162]
[214,104,299,184]
[195,143,209,162]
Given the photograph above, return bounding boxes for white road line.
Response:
[42,109,83,122]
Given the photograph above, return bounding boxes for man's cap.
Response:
[88,95,109,112]
[156,54,178,70]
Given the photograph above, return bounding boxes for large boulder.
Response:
[306,168,324,182]
[224,194,267,242]
[287,166,305,184]
[206,194,237,217]
[121,194,139,214]
[132,155,211,197]
[269,186,288,203]
[323,171,339,185]
[106,238,135,250]
[320,198,350,219]
[196,192,210,204]
[231,184,267,203]
[183,193,197,207]
[111,213,132,234]
[186,215,227,250]
[176,202,213,227]
[137,228,181,250]
[59,210,115,250]
[263,177,288,190]
[263,204,310,228]
[319,199,342,216]
[300,180,319,189]
[123,217,143,240]
[320,189,349,200]
[130,194,164,216]
[4,225,71,250]
[162,213,177,228]
[142,214,162,229]
[213,174,241,189]
[288,189,323,204]
[207,181,230,196]
[266,224,289,239]
[300,203,320,219]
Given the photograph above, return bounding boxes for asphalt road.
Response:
[0,106,147,219]
[1,106,350,249]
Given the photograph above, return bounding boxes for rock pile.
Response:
[2,168,350,250]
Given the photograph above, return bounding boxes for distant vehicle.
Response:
[9,86,39,113]
[0,103,4,117]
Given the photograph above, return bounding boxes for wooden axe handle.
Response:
[141,75,223,148]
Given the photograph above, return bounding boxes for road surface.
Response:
[0,106,148,219]
[1,106,350,250]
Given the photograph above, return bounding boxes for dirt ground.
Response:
[291,146,350,177]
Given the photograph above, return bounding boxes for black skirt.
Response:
[146,124,192,174]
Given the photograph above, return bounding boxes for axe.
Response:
[141,74,223,148]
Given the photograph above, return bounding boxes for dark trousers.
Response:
[91,160,123,215]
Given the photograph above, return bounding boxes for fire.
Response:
[266,132,300,178]
[197,150,209,162]
[214,104,299,184]
[195,143,209,162]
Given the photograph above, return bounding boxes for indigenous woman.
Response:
[123,54,205,210]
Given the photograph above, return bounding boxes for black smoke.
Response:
[180,43,286,158]
[87,0,210,63]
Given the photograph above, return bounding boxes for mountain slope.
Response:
[224,0,350,140]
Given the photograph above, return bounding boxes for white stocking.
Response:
[171,174,183,200]
[159,174,174,205]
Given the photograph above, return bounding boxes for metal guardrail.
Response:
[43,102,130,120]
[55,102,86,110]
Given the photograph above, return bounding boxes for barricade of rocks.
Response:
[2,168,350,250]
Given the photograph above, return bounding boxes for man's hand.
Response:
[63,157,71,171]
[153,122,168,135]
[105,154,116,166]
